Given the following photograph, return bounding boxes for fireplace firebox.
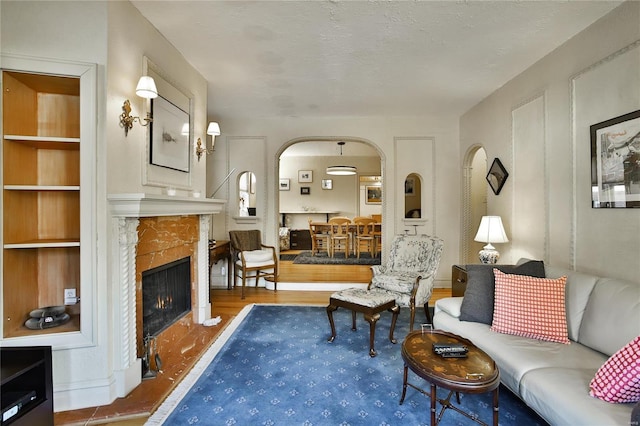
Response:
[142,257,192,338]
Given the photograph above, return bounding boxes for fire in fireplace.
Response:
[142,257,192,338]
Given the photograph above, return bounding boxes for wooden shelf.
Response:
[4,185,80,191]
[4,134,80,146]
[4,239,80,249]
[2,70,82,339]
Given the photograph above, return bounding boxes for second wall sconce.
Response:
[195,121,221,161]
[120,76,158,136]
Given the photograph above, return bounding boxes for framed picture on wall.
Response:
[298,170,313,183]
[321,179,333,190]
[404,177,416,195]
[590,109,640,208]
[486,158,509,195]
[366,186,382,204]
[279,178,290,191]
[150,96,190,172]
[300,186,311,195]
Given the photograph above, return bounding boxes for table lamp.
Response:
[474,216,509,264]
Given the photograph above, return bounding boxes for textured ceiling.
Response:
[131,1,621,122]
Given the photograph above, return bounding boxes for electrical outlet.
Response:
[64,288,77,305]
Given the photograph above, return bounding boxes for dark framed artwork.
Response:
[591,109,640,208]
[404,177,416,196]
[366,186,382,204]
[300,186,310,195]
[486,158,508,195]
[150,95,190,172]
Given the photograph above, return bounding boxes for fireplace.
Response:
[142,257,192,339]
[108,193,224,398]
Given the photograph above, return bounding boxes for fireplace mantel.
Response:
[109,193,224,399]
[108,193,226,217]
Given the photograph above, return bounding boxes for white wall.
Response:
[1,0,210,411]
[279,155,381,229]
[460,1,640,282]
[208,115,461,285]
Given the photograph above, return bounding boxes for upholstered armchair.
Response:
[229,230,278,299]
[368,234,444,330]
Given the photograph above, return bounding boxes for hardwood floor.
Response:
[55,256,451,425]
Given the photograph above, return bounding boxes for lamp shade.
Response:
[135,76,158,99]
[474,216,509,244]
[207,122,221,135]
[326,165,357,175]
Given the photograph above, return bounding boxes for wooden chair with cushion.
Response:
[328,217,351,258]
[229,230,278,299]
[352,216,376,258]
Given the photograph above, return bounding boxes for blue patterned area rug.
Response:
[146,305,548,425]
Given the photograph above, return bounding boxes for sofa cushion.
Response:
[578,277,640,356]
[459,261,545,325]
[520,366,634,426]
[491,270,569,344]
[545,266,599,342]
[589,335,640,403]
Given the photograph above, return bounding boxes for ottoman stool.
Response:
[327,288,400,357]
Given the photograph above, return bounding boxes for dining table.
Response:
[309,221,381,256]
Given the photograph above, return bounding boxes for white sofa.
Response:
[433,262,640,426]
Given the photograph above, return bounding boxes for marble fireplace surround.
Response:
[108,193,225,397]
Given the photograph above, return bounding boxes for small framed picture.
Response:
[321,179,333,190]
[366,186,382,204]
[279,178,290,191]
[404,177,416,196]
[300,186,310,195]
[298,170,313,183]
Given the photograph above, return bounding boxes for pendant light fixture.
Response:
[326,141,357,175]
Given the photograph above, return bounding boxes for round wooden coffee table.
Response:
[399,329,500,426]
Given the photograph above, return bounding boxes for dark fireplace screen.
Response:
[142,256,192,338]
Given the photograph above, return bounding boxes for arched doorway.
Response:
[461,145,487,263]
[275,137,384,279]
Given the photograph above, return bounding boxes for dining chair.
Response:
[308,218,330,256]
[371,214,382,256]
[353,216,376,258]
[228,230,278,299]
[328,217,351,258]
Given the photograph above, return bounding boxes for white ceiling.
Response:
[131,0,620,123]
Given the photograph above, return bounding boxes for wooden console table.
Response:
[452,265,468,297]
[209,240,232,290]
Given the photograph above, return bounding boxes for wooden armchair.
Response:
[229,230,278,299]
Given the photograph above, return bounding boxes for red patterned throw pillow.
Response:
[589,335,640,403]
[491,269,569,344]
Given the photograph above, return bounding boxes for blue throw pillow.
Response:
[459,260,545,325]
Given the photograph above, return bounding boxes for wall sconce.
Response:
[195,122,221,161]
[119,76,158,136]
